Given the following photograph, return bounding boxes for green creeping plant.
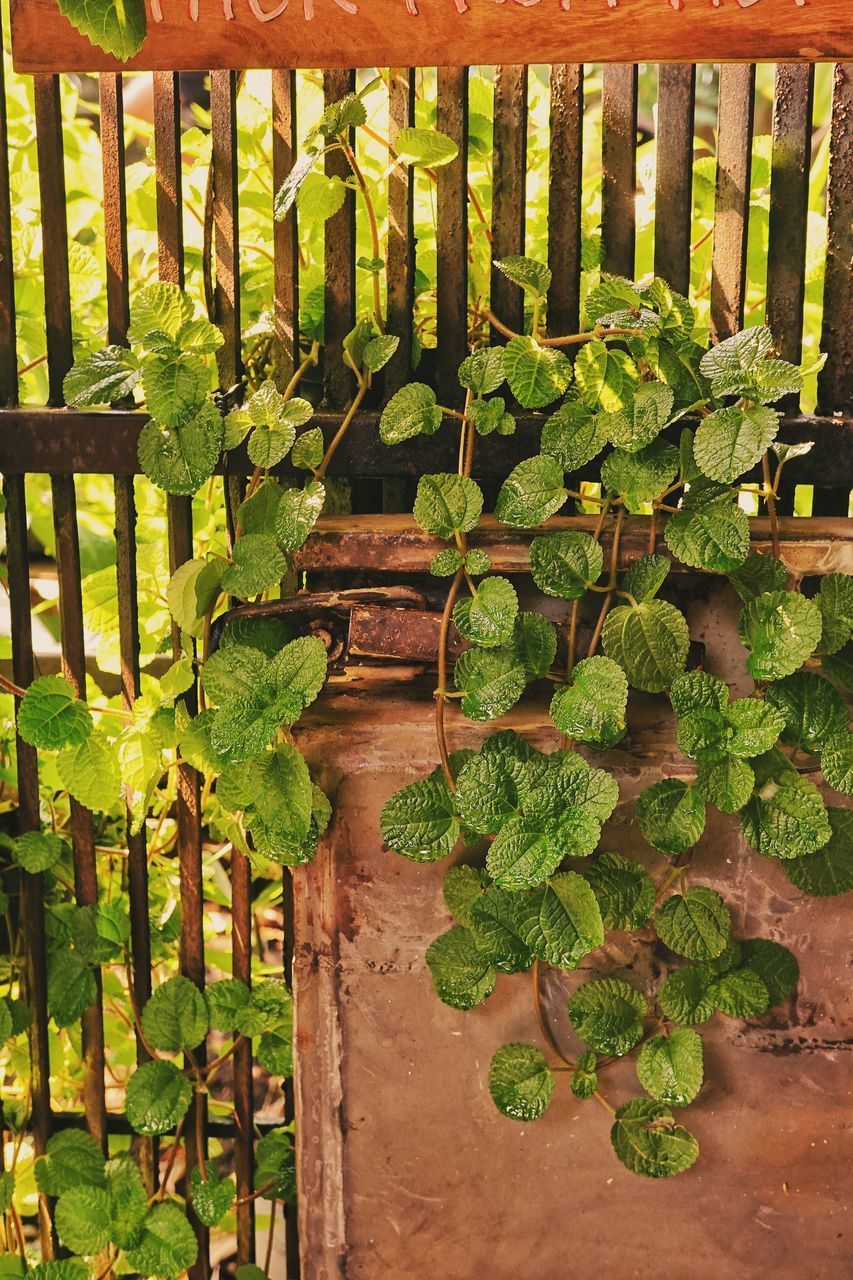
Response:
[380,258,853,1180]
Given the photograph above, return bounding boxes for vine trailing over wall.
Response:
[378,260,853,1179]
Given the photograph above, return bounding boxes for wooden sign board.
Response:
[10,0,853,73]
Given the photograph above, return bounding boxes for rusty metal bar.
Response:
[153,69,209,1277]
[817,63,853,419]
[547,64,583,337]
[490,65,528,335]
[385,67,415,396]
[710,63,756,342]
[35,71,108,1156]
[0,32,17,404]
[654,64,695,296]
[601,63,638,278]
[272,69,299,387]
[436,65,469,404]
[323,69,356,409]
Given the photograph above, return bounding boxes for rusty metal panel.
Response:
[292,585,853,1278]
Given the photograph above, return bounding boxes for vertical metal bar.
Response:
[34,72,108,1156]
[817,63,853,418]
[654,64,696,296]
[282,867,300,1279]
[153,70,209,1279]
[490,65,528,336]
[601,64,638,279]
[385,67,415,397]
[0,25,17,404]
[272,70,299,389]
[547,64,583,338]
[710,64,756,343]
[436,66,469,404]
[323,69,356,410]
[210,67,255,1265]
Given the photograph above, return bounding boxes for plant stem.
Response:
[316,376,368,480]
[762,451,781,558]
[434,566,466,792]
[341,138,384,332]
[531,958,575,1070]
[587,505,625,658]
[152,1117,185,1203]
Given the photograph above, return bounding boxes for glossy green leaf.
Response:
[601,600,689,692]
[425,926,496,1010]
[610,1098,699,1178]
[568,976,647,1056]
[488,1043,554,1120]
[636,1027,703,1106]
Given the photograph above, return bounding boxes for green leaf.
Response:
[381,769,459,862]
[395,126,458,167]
[696,756,755,813]
[270,635,328,711]
[699,326,773,394]
[712,968,769,1018]
[486,821,562,892]
[55,1185,112,1255]
[549,655,628,749]
[104,1154,148,1249]
[512,613,557,680]
[205,977,251,1032]
[822,731,853,794]
[453,732,538,834]
[693,405,779,484]
[741,768,831,859]
[141,976,208,1053]
[48,950,96,1027]
[574,341,638,412]
[502,336,572,409]
[15,830,68,873]
[585,852,655,930]
[274,152,317,220]
[274,480,326,552]
[529,530,603,600]
[125,1060,193,1136]
[380,383,443,445]
[442,866,489,929]
[291,427,325,472]
[540,400,607,471]
[495,256,552,300]
[18,674,92,750]
[468,885,532,971]
[177,316,224,355]
[453,577,518,648]
[600,382,675,452]
[56,730,122,812]
[430,548,464,577]
[142,351,208,429]
[655,888,731,960]
[247,425,295,469]
[637,779,706,855]
[64,345,140,406]
[453,647,525,722]
[659,962,718,1025]
[664,482,749,573]
[571,1050,599,1100]
[738,590,823,681]
[425,926,496,1010]
[568,977,647,1055]
[362,334,399,373]
[138,401,223,496]
[167,558,223,638]
[0,1172,13,1214]
[584,276,643,326]
[610,1098,699,1178]
[494,454,566,528]
[601,600,689,693]
[190,1164,235,1228]
[728,552,788,603]
[221,533,288,599]
[514,872,604,968]
[636,1027,703,1106]
[125,1203,199,1280]
[71,901,130,964]
[488,1043,554,1121]
[601,441,679,514]
[128,283,193,347]
[766,672,847,752]
[739,938,799,1006]
[413,473,483,538]
[255,1129,296,1202]
[56,0,146,60]
[458,348,506,396]
[816,573,853,655]
[621,554,671,604]
[821,641,853,693]
[35,1130,105,1197]
[782,808,853,896]
[670,670,729,719]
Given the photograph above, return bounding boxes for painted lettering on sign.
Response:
[149,0,806,18]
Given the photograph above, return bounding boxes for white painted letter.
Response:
[249,0,289,18]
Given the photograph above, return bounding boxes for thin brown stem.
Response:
[762,452,781,558]
[265,1200,278,1273]
[435,566,466,792]
[587,506,625,659]
[152,1117,185,1203]
[341,138,384,332]
[531,958,575,1070]
[316,377,368,480]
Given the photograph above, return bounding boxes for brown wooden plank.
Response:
[1,406,850,485]
[11,0,853,73]
[385,67,415,397]
[490,64,528,335]
[710,63,756,343]
[323,69,356,410]
[653,64,695,296]
[436,65,469,404]
[601,63,638,279]
[99,74,131,345]
[547,64,583,338]
[35,71,108,1155]
[272,69,299,387]
[817,63,853,417]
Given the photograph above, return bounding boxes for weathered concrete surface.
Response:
[292,584,853,1280]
